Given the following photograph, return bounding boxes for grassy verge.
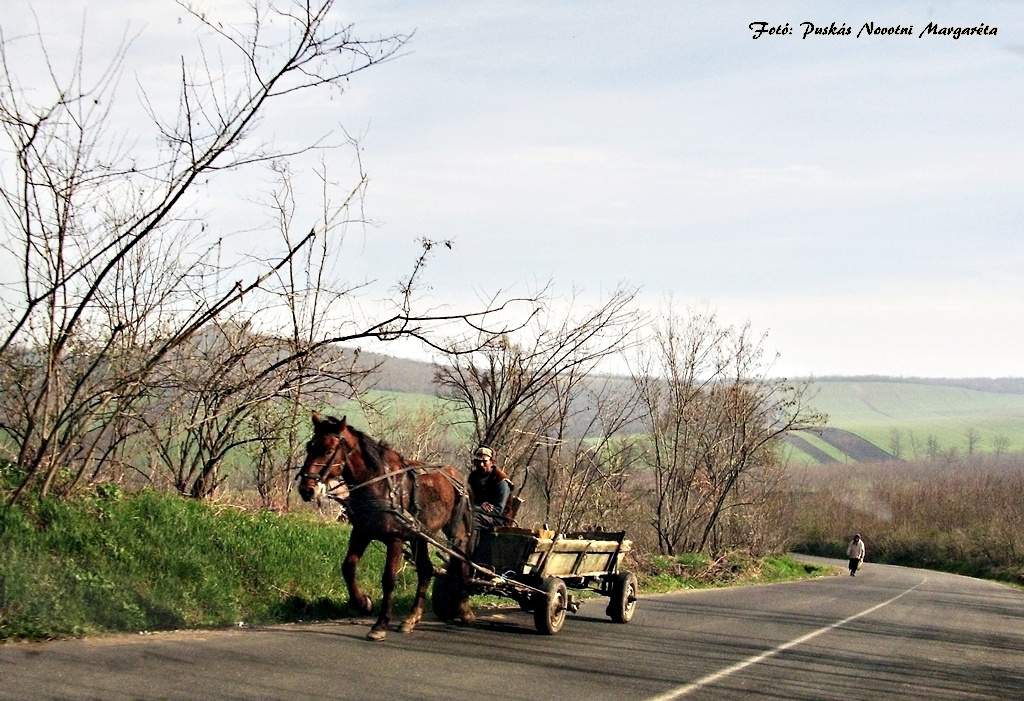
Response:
[635,551,837,594]
[0,487,425,640]
[1,486,831,641]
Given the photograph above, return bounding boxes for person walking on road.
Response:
[847,534,866,576]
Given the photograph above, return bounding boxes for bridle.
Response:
[296,434,349,497]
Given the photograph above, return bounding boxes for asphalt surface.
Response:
[1,557,1022,700]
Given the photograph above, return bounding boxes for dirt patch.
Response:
[785,434,837,463]
[803,427,896,462]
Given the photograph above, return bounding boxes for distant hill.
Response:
[784,433,837,463]
[359,351,440,395]
[809,375,1024,395]
[348,351,1024,464]
[787,427,898,463]
[792,378,1024,463]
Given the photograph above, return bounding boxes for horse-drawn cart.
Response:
[433,526,638,635]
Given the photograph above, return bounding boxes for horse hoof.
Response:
[457,605,475,625]
[366,627,388,642]
[398,621,416,634]
[356,596,373,616]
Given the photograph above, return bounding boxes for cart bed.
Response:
[480,527,631,579]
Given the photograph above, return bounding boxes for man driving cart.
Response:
[467,445,512,531]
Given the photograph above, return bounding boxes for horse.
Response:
[296,412,475,641]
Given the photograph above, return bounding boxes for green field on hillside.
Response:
[327,389,447,426]
[316,378,1024,465]
[797,381,1024,462]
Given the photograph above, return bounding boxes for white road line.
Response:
[642,578,927,701]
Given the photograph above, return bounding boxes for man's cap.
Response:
[854,534,861,539]
[473,446,493,460]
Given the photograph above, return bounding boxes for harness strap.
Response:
[301,446,472,552]
[438,470,471,551]
[343,461,449,493]
[298,461,448,498]
[408,467,420,518]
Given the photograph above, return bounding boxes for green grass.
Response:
[330,389,442,424]
[636,551,836,593]
[324,390,476,446]
[784,430,852,465]
[0,487,425,640]
[799,432,850,462]
[810,382,1024,420]
[803,381,1024,459]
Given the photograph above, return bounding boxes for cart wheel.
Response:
[431,573,460,621]
[532,577,568,635]
[606,571,638,623]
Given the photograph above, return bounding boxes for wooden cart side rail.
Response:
[534,533,561,580]
[568,541,593,577]
[564,530,628,543]
[564,530,628,574]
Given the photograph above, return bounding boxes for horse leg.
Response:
[455,556,475,625]
[342,529,374,616]
[367,538,404,641]
[445,505,476,625]
[399,540,432,634]
[453,512,475,625]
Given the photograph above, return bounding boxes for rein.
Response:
[298,429,472,551]
[337,461,448,495]
[297,435,451,497]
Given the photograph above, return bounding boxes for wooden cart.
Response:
[433,526,638,635]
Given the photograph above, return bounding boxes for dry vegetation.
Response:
[789,453,1024,583]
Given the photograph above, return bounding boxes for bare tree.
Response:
[964,427,982,457]
[630,310,727,555]
[906,429,922,461]
[434,286,641,480]
[887,428,904,460]
[992,434,1011,464]
[528,373,643,531]
[132,315,370,499]
[0,2,535,503]
[364,397,461,465]
[630,308,824,555]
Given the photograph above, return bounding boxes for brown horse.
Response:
[296,412,475,641]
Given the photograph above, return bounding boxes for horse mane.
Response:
[345,421,396,474]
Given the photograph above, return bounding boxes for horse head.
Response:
[296,411,350,502]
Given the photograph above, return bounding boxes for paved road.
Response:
[2,558,1022,700]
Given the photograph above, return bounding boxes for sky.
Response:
[5,1,1023,378]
